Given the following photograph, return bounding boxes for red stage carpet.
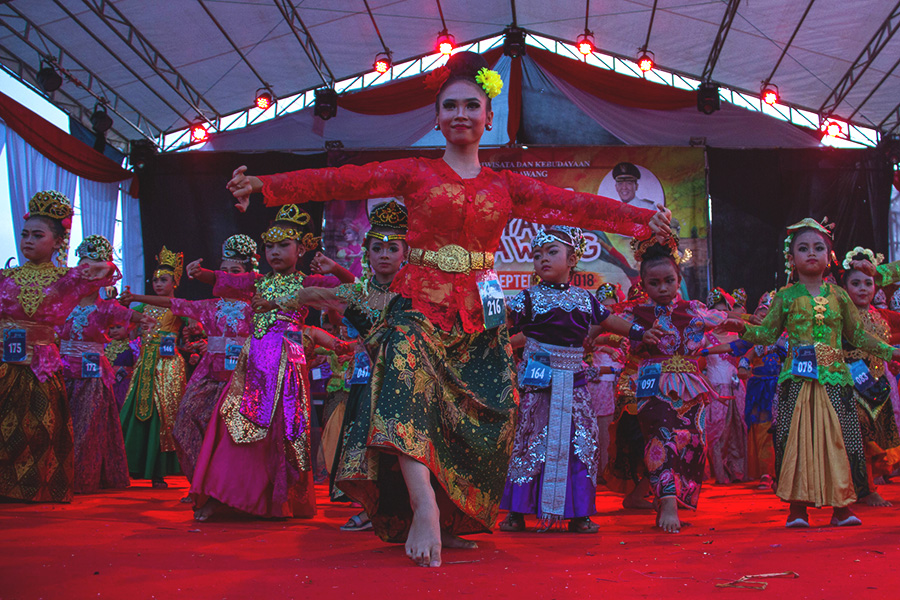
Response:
[2,478,898,599]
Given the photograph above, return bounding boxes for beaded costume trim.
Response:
[2,262,67,317]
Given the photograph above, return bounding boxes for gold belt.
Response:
[407,245,494,274]
[814,342,843,368]
[651,355,699,374]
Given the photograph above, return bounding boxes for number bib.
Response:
[82,352,101,378]
[792,345,818,379]
[849,360,875,393]
[348,352,372,385]
[3,329,26,363]
[522,350,552,387]
[636,363,662,398]
[311,362,332,381]
[477,273,506,330]
[159,336,176,357]
[224,343,242,371]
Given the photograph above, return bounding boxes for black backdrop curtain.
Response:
[708,147,894,311]
[137,151,326,299]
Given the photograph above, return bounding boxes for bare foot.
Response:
[863,492,892,507]
[441,530,478,549]
[406,503,442,567]
[193,498,220,522]
[623,494,655,510]
[656,496,681,533]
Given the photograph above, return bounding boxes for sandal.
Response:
[568,517,600,534]
[498,513,526,532]
[340,513,373,531]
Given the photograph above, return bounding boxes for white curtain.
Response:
[120,191,145,293]
[79,178,119,242]
[5,127,77,264]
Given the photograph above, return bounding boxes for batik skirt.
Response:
[173,377,229,483]
[66,376,129,493]
[853,374,900,480]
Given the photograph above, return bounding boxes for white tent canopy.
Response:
[2,1,898,151]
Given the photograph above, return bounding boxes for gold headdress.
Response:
[531,226,588,262]
[76,234,114,262]
[706,287,735,310]
[595,282,623,303]
[261,204,321,253]
[25,190,74,266]
[630,233,690,264]
[732,288,747,308]
[783,217,836,277]
[154,246,184,286]
[222,234,260,271]
[366,200,408,242]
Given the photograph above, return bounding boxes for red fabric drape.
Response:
[0,91,137,195]
[526,46,696,111]
[337,48,505,115]
[506,56,522,145]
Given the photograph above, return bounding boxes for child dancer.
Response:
[737,219,900,527]
[1,191,115,502]
[840,247,900,507]
[499,227,660,533]
[119,235,259,484]
[119,247,187,488]
[621,234,742,533]
[189,205,351,521]
[60,235,150,493]
[105,319,139,411]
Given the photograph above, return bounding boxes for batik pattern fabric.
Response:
[189,271,322,518]
[620,299,727,509]
[59,299,133,493]
[703,331,747,483]
[119,304,185,480]
[843,306,900,481]
[106,339,138,411]
[500,283,608,520]
[742,282,894,506]
[0,263,113,502]
[169,291,253,482]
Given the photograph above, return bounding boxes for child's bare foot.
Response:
[656,496,681,533]
[623,494,655,510]
[863,492,892,507]
[151,478,168,489]
[406,503,441,567]
[568,516,600,533]
[831,506,861,526]
[786,502,809,528]
[441,530,478,549]
[193,498,220,522]
[498,512,526,532]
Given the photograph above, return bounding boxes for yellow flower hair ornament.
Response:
[842,246,884,271]
[475,67,503,98]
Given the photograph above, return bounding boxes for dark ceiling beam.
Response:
[701,0,741,81]
[272,0,335,87]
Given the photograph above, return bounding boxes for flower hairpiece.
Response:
[783,217,836,277]
[842,246,884,271]
[424,66,451,91]
[475,67,503,98]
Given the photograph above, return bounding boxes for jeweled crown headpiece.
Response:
[262,204,321,253]
[595,282,624,303]
[630,233,690,265]
[706,287,735,310]
[732,288,747,308]
[25,190,74,266]
[154,246,184,286]
[531,226,587,262]
[783,216,835,277]
[76,234,114,262]
[366,200,408,242]
[222,234,260,272]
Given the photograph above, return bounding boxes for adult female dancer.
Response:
[226,51,671,567]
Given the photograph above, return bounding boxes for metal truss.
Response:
[818,1,900,124]
[272,0,335,88]
[76,0,222,126]
[701,0,741,81]
[0,3,164,149]
[196,0,270,92]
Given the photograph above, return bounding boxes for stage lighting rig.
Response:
[761,83,779,106]
[576,30,595,56]
[36,59,62,93]
[255,89,274,110]
[697,81,720,115]
[190,119,209,144]
[637,51,654,73]
[90,103,113,134]
[437,29,455,56]
[503,27,527,58]
[373,52,392,74]
[314,87,338,121]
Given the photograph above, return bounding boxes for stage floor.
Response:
[2,478,898,599]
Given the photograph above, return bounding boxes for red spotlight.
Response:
[761,83,779,106]
[637,51,654,73]
[190,120,209,144]
[436,30,455,56]
[373,52,391,74]
[576,30,595,56]
[821,119,845,139]
[255,89,274,110]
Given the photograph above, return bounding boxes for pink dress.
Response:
[170,284,254,482]
[0,263,113,502]
[59,299,134,493]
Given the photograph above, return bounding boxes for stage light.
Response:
[697,81,720,115]
[190,119,209,144]
[255,89,274,110]
[129,139,157,170]
[503,26,527,58]
[90,104,113,134]
[373,52,392,74]
[36,60,62,93]
[314,87,338,121]
[437,30,455,56]
[821,119,845,139]
[882,134,900,166]
[576,30,595,56]
[637,51,654,73]
[761,83,779,106]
